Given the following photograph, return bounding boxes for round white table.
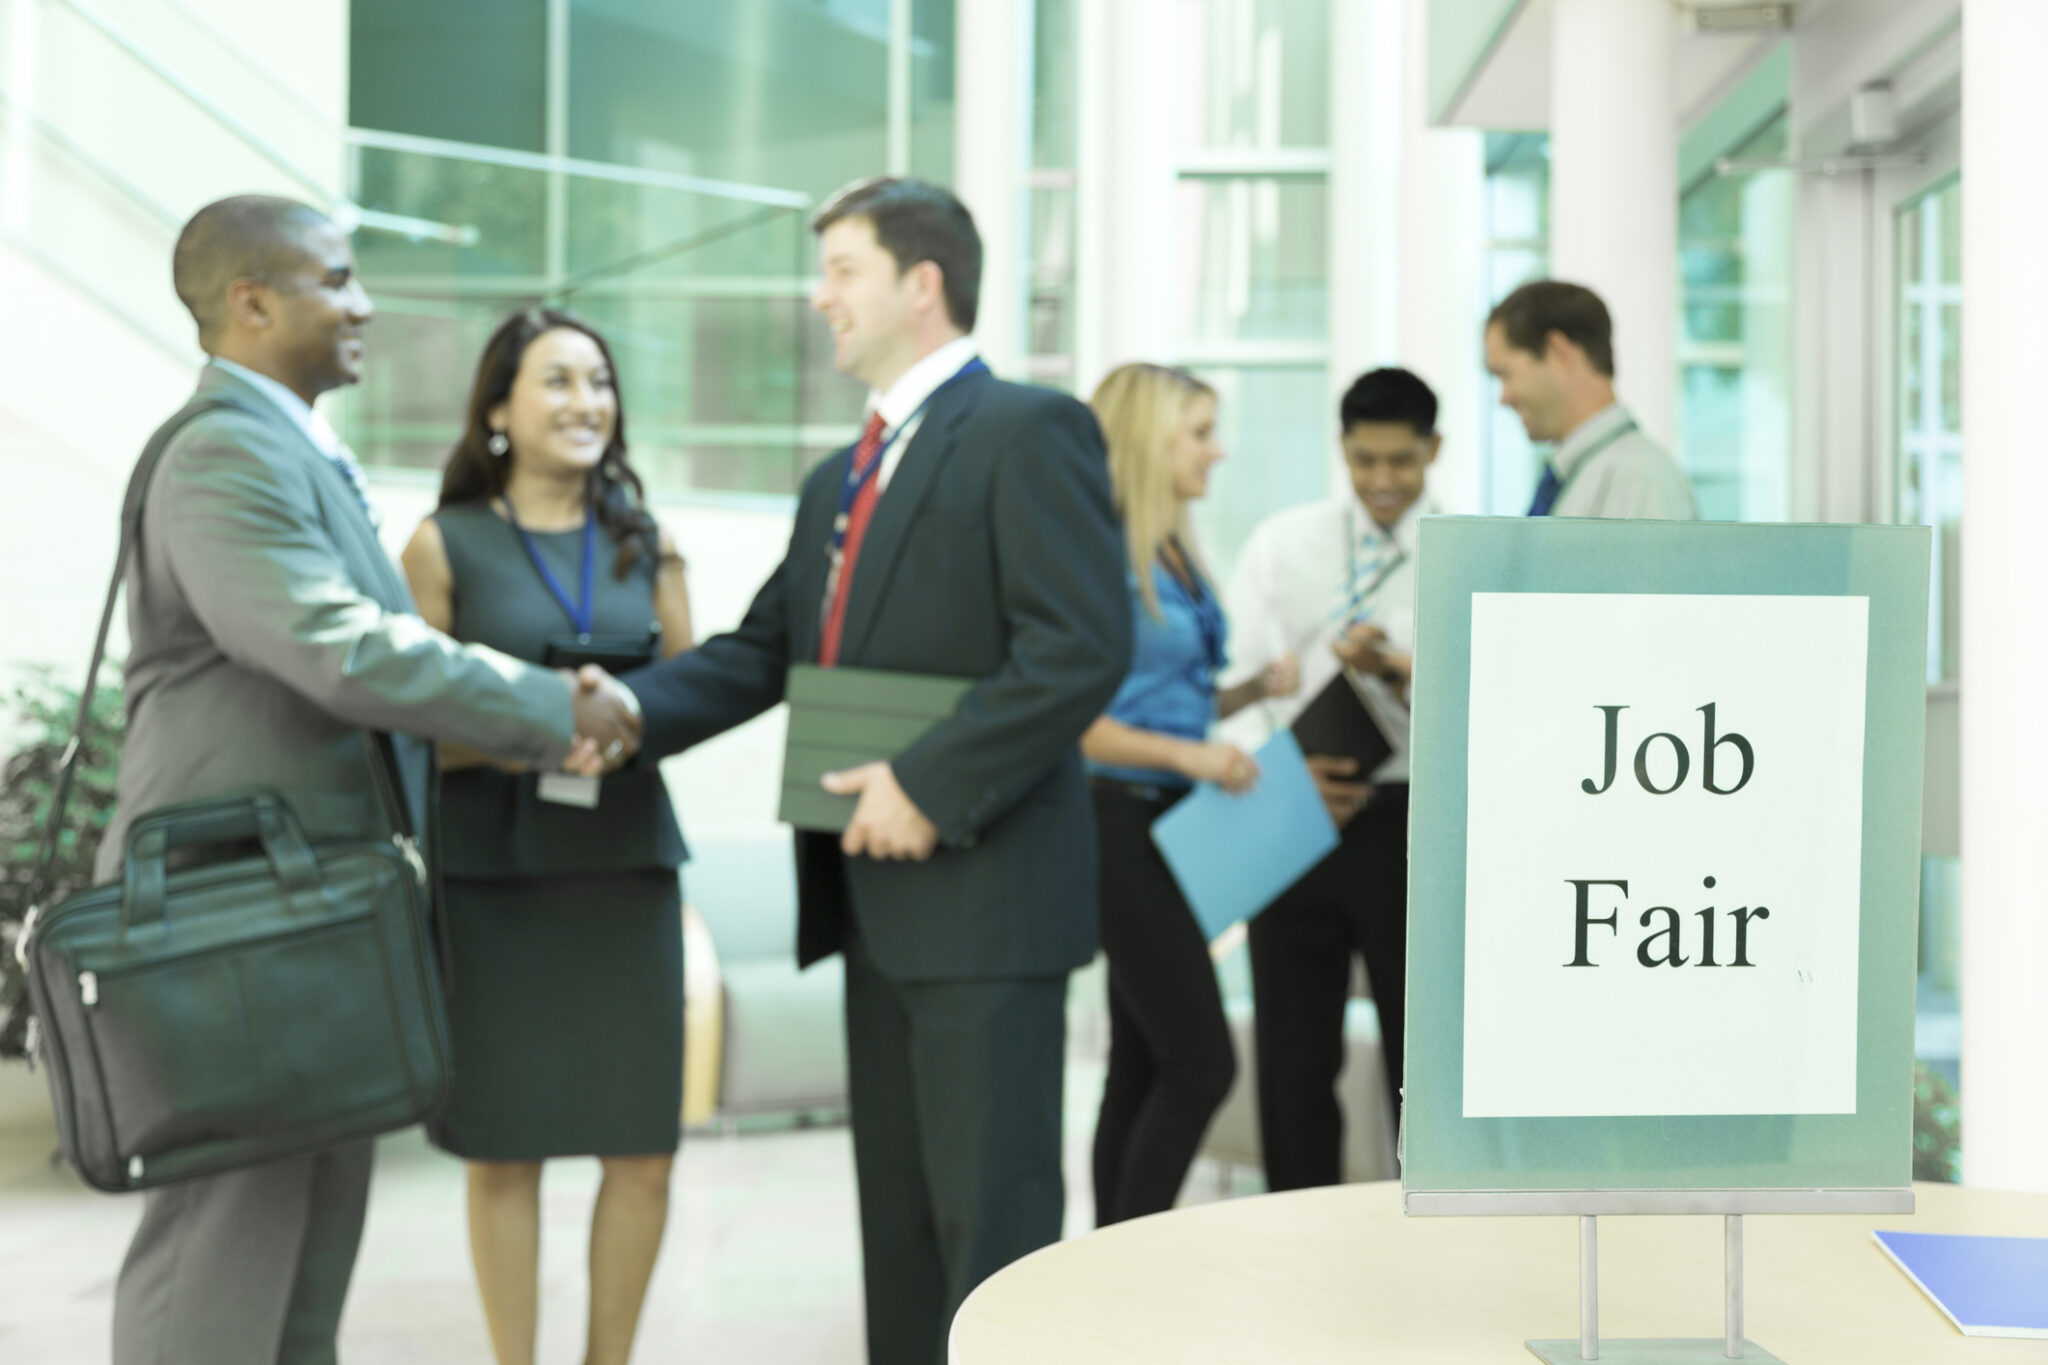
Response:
[951,1181,2048,1363]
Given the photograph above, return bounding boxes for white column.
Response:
[1328,0,1400,405]
[953,0,1032,378]
[1397,0,1485,514]
[1547,0,1678,448]
[1079,0,1175,392]
[1960,0,2048,1194]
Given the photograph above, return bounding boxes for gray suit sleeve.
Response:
[154,421,575,766]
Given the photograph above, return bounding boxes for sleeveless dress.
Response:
[427,500,686,1159]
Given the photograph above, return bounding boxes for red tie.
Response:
[819,411,889,666]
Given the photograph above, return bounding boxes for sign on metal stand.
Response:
[1400,518,1931,1363]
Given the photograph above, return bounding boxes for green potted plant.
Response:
[0,666,123,1062]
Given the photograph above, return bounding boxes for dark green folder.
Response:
[779,664,975,831]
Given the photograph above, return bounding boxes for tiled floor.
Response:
[0,1044,1256,1364]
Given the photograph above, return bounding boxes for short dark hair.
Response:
[1340,367,1439,437]
[172,195,334,340]
[812,176,983,332]
[1487,280,1616,377]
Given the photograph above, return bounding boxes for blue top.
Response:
[1088,554,1227,790]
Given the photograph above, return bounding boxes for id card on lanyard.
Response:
[505,501,601,804]
[819,355,991,631]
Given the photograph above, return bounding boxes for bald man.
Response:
[102,195,640,1364]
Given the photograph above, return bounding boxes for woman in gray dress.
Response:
[400,309,691,1365]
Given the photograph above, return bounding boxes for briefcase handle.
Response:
[120,791,327,932]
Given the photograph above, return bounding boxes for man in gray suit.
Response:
[100,195,642,1364]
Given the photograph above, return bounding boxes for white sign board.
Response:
[1461,593,1870,1118]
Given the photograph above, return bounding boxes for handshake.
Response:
[559,665,645,777]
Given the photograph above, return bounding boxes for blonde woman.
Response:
[1081,363,1298,1224]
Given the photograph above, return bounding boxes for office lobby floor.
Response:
[0,1053,1253,1363]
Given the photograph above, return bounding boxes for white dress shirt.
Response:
[1217,493,1431,781]
[868,335,981,492]
[1546,403,1697,520]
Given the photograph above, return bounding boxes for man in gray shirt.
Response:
[1484,280,1698,520]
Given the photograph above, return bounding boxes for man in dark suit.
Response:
[102,195,641,1364]
[622,177,1130,1363]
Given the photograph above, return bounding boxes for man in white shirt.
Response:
[1218,367,1438,1189]
[1484,279,1698,520]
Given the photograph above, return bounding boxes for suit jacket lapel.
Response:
[195,367,413,613]
[837,375,985,663]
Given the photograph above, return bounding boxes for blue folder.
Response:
[1149,730,1340,942]
[1873,1230,2048,1338]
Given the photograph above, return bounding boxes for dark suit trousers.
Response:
[841,920,1067,1365]
[1247,784,1409,1192]
[1090,782,1236,1225]
[111,1140,373,1365]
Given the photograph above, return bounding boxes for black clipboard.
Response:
[1289,671,1394,775]
[541,633,659,672]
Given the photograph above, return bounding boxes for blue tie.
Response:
[1527,464,1564,517]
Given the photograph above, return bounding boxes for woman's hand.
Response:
[1177,741,1261,793]
[1260,652,1301,701]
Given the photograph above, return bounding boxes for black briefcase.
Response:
[13,400,452,1191]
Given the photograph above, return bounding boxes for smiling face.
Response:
[1167,391,1224,502]
[1342,419,1439,528]
[489,327,617,477]
[1484,321,1573,443]
[810,215,940,392]
[260,220,374,399]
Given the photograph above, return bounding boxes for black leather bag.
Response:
[14,402,453,1192]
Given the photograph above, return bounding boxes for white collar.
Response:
[208,356,344,458]
[1551,403,1634,478]
[1347,491,1431,554]
[869,335,982,431]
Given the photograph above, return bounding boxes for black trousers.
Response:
[841,921,1067,1365]
[1247,783,1408,1192]
[1089,781,1237,1226]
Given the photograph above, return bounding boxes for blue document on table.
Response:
[1150,730,1339,942]
[1873,1230,2048,1338]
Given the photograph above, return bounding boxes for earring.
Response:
[487,431,509,456]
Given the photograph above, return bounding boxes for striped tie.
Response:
[818,412,890,667]
[327,443,380,528]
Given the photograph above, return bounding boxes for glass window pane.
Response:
[910,0,957,182]
[567,2,892,204]
[1184,366,1330,581]
[1896,177,1962,687]
[1673,110,1791,522]
[1173,178,1328,343]
[1033,0,1078,170]
[352,0,546,151]
[1175,0,1331,150]
[1029,187,1077,358]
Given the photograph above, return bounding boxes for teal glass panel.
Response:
[1184,365,1329,582]
[1402,517,1930,1197]
[351,0,547,151]
[1177,0,1331,150]
[338,144,818,495]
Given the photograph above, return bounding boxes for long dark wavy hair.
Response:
[439,308,663,579]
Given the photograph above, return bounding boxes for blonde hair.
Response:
[1089,363,1217,618]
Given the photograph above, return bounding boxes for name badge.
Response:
[536,773,601,809]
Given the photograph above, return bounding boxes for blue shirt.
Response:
[1088,558,1227,789]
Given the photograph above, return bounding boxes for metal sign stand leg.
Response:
[1527,1213,1786,1364]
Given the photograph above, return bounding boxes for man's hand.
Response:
[1332,623,1393,676]
[560,666,643,776]
[1305,753,1372,830]
[1260,652,1301,701]
[822,762,939,861]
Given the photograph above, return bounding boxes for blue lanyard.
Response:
[827,355,991,560]
[504,501,597,639]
